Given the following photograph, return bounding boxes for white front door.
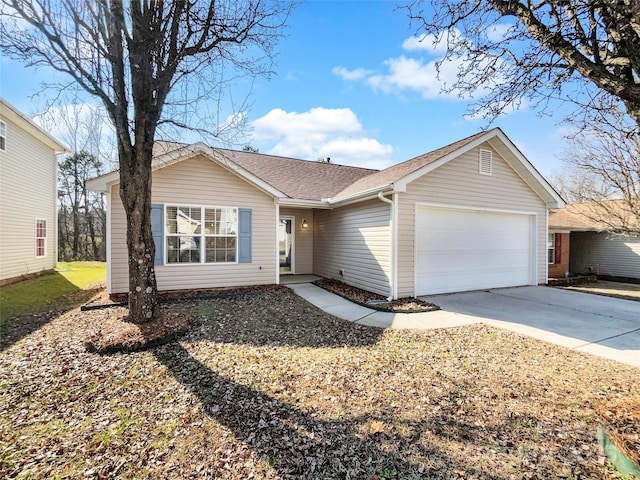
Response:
[415,206,535,295]
[279,216,294,274]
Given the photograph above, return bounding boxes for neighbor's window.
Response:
[547,233,555,264]
[0,121,6,151]
[36,219,47,258]
[165,205,237,264]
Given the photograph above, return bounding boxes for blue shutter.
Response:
[151,204,164,266]
[238,208,252,263]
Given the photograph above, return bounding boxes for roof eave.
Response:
[278,198,332,209]
[86,142,287,199]
[1,98,69,153]
[327,184,394,206]
[486,131,565,209]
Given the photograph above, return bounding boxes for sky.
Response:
[0,0,578,178]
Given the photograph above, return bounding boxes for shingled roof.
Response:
[93,129,563,208]
[215,149,378,201]
[333,131,488,198]
[549,200,639,232]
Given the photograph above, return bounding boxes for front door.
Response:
[279,217,294,274]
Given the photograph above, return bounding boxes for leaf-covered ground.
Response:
[1,287,638,479]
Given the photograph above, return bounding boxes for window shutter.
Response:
[554,233,562,264]
[238,208,252,263]
[151,204,164,266]
[479,149,492,176]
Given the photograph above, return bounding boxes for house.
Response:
[548,201,640,281]
[87,128,564,298]
[0,98,67,286]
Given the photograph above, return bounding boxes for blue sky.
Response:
[1,0,575,177]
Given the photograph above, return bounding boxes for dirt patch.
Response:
[1,287,639,479]
[560,280,640,301]
[314,278,439,312]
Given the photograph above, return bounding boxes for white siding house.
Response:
[88,129,563,297]
[0,98,67,285]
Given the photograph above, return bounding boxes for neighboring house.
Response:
[549,201,640,281]
[87,128,564,298]
[0,98,67,286]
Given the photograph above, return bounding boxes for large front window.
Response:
[166,206,237,264]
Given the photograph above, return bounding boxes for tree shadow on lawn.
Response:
[184,287,386,349]
[0,272,102,351]
[154,341,513,479]
[150,287,520,479]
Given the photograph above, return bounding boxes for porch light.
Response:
[301,219,309,229]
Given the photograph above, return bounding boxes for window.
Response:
[165,205,237,264]
[0,121,6,151]
[548,233,556,264]
[36,219,47,258]
[479,149,492,175]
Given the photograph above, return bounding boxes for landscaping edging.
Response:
[597,426,640,479]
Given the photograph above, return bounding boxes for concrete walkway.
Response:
[287,283,640,369]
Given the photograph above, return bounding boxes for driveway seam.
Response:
[573,326,640,349]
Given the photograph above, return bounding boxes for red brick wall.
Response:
[548,233,570,278]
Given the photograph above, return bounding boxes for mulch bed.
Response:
[313,278,439,312]
[83,285,284,353]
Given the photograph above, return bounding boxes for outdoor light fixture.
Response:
[301,219,309,229]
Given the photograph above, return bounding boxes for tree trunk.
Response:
[119,145,158,323]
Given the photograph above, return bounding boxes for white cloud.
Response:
[401,33,449,55]
[249,107,394,169]
[486,23,513,43]
[366,55,466,99]
[332,66,374,81]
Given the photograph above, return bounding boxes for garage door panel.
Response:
[416,206,533,295]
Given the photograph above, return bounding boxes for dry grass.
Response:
[1,287,638,479]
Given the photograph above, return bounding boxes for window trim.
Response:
[547,232,556,265]
[35,218,47,258]
[0,120,6,151]
[164,204,238,265]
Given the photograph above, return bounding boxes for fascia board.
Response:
[328,184,394,207]
[87,142,287,199]
[487,131,565,208]
[1,98,68,153]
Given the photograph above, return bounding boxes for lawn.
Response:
[0,262,106,323]
[0,262,105,349]
[0,286,638,479]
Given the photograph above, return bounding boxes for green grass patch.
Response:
[0,262,105,323]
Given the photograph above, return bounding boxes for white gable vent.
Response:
[479,149,492,176]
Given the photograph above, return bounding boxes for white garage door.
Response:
[416,206,534,295]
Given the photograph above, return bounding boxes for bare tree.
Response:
[403,1,640,128]
[1,0,294,322]
[58,151,105,261]
[555,109,640,235]
[35,100,118,171]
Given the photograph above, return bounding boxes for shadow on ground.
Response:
[153,341,511,479]
[0,271,102,351]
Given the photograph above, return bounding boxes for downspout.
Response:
[377,192,394,301]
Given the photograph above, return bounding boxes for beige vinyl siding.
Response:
[279,207,314,275]
[570,231,640,279]
[397,142,547,297]
[313,198,391,296]
[0,115,57,282]
[109,155,276,293]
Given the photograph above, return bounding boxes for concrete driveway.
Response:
[420,286,640,368]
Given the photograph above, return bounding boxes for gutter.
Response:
[327,184,394,207]
[377,191,395,301]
